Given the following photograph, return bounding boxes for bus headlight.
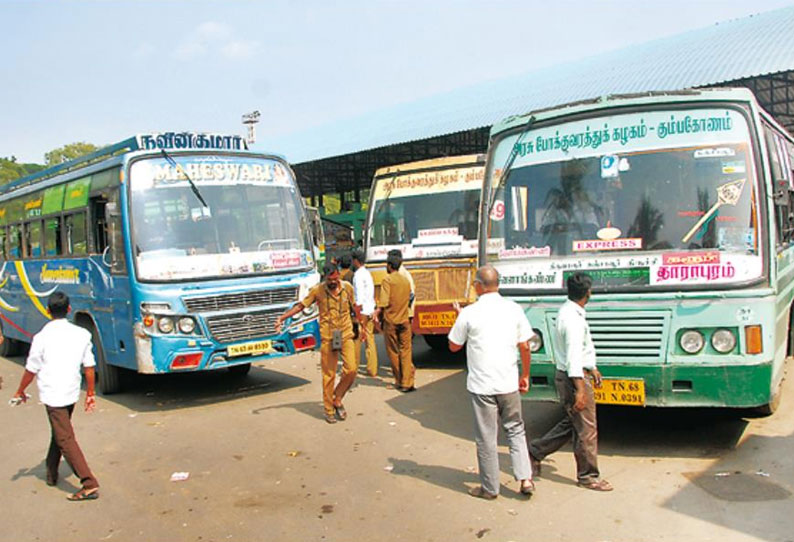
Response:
[178,317,196,334]
[680,330,705,354]
[528,332,543,353]
[711,329,736,353]
[157,316,175,334]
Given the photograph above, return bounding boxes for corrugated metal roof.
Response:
[260,6,794,165]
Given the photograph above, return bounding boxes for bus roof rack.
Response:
[1,131,251,196]
[1,137,140,196]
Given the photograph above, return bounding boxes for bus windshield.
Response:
[486,107,763,290]
[129,156,312,281]
[367,164,483,261]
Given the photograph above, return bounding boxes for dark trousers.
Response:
[45,404,99,490]
[529,370,600,483]
[383,321,414,388]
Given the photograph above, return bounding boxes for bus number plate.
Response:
[228,340,273,358]
[593,379,646,406]
[419,311,457,329]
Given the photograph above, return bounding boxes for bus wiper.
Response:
[487,116,535,217]
[160,149,209,208]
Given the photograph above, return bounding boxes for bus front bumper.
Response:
[136,319,320,373]
[524,361,774,409]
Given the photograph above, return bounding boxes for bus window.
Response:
[0,228,6,260]
[90,195,109,254]
[44,217,63,256]
[26,220,43,258]
[8,225,22,259]
[65,212,87,255]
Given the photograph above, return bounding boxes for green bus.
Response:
[479,88,794,414]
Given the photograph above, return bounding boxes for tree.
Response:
[0,156,45,186]
[44,142,99,166]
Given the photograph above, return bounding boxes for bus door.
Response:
[90,192,132,362]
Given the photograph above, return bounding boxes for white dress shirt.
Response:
[353,265,376,316]
[25,319,96,407]
[554,299,597,378]
[448,292,535,395]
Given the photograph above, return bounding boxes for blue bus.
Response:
[0,133,321,393]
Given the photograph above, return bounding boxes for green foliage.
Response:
[0,156,45,186]
[44,142,99,166]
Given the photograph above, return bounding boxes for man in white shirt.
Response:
[528,272,612,492]
[448,265,535,499]
[12,292,100,501]
[351,249,378,376]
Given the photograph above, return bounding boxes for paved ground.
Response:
[1,337,793,542]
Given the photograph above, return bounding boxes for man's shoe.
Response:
[529,453,542,478]
[468,486,498,500]
[399,386,416,393]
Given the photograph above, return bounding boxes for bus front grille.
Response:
[184,287,298,313]
[206,309,283,344]
[549,311,669,361]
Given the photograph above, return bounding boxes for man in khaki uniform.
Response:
[375,252,415,391]
[276,263,361,423]
[388,248,415,318]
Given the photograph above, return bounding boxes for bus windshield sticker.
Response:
[662,251,720,266]
[600,155,619,178]
[695,147,736,159]
[498,246,551,259]
[722,161,746,174]
[572,238,642,252]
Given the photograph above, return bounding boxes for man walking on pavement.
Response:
[528,272,613,491]
[374,251,415,392]
[11,292,101,501]
[276,263,363,424]
[448,265,535,499]
[351,248,378,377]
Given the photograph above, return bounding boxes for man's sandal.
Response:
[520,480,535,495]
[577,479,613,492]
[324,413,338,424]
[333,405,347,421]
[468,486,498,500]
[67,487,99,501]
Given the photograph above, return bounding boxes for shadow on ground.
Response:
[97,364,311,413]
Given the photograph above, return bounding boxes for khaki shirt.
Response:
[301,282,356,341]
[398,265,415,317]
[378,271,411,325]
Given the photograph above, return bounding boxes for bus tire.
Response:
[423,334,449,352]
[228,363,252,377]
[0,323,22,358]
[86,323,122,395]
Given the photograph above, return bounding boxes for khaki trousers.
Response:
[355,315,378,376]
[45,404,99,490]
[320,338,358,415]
[529,370,600,483]
[383,320,414,388]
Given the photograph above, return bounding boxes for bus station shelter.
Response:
[259,6,794,213]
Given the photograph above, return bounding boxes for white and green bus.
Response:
[480,88,794,414]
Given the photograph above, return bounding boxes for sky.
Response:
[2,0,794,164]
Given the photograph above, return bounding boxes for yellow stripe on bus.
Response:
[15,261,52,320]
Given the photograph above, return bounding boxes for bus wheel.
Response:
[89,325,122,395]
[228,363,252,377]
[0,324,22,358]
[423,334,449,352]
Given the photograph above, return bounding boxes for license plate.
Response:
[593,378,646,406]
[227,340,273,358]
[418,311,457,329]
